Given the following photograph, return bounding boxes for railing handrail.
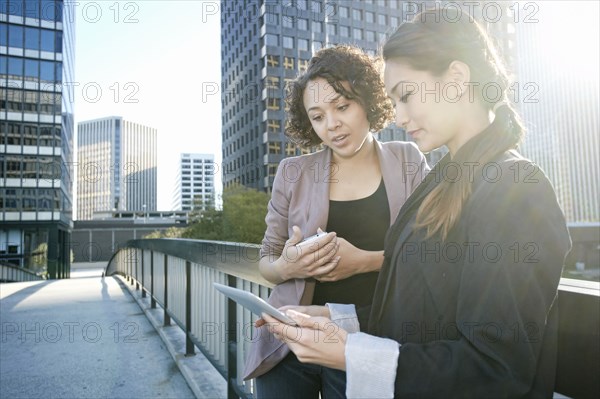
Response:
[105,238,272,287]
[0,262,46,281]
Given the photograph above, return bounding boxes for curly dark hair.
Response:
[285,45,394,147]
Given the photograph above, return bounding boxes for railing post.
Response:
[185,260,195,356]
[150,250,156,308]
[141,250,146,297]
[130,250,134,285]
[227,274,238,399]
[136,250,141,290]
[164,254,170,326]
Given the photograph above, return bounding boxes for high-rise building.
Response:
[515,2,599,222]
[0,0,74,278]
[77,116,157,220]
[171,153,216,211]
[220,0,517,191]
[221,0,413,192]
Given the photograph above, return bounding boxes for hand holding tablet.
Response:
[213,283,298,326]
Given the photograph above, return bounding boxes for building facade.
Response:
[221,0,413,192]
[77,116,157,220]
[171,153,216,211]
[0,0,74,278]
[515,2,599,222]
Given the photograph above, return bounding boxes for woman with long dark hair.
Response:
[263,10,571,398]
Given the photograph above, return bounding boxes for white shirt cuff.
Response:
[345,332,400,398]
[326,303,360,333]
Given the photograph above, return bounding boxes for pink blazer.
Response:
[243,140,429,380]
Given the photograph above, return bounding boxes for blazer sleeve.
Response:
[393,161,571,397]
[260,158,292,261]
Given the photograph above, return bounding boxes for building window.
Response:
[283,36,294,49]
[264,12,278,24]
[298,18,308,31]
[298,59,309,72]
[378,15,387,25]
[285,142,296,156]
[267,120,281,134]
[268,141,281,154]
[311,1,321,13]
[366,12,375,23]
[266,76,279,89]
[339,6,349,18]
[267,55,280,67]
[265,33,279,46]
[353,28,363,41]
[327,23,337,35]
[283,17,294,29]
[353,9,362,20]
[267,98,280,110]
[283,56,295,70]
[313,21,322,33]
[298,39,309,52]
[313,41,322,52]
[340,26,349,37]
[366,30,375,42]
[268,164,278,178]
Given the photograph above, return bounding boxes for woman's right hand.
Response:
[276,226,340,281]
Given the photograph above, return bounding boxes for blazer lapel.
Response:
[375,141,405,227]
[373,155,450,324]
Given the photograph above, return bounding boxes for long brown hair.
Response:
[383,9,525,240]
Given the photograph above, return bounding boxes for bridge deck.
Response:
[0,264,196,398]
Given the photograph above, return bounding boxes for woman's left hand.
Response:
[262,310,348,371]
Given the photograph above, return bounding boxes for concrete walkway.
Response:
[0,265,196,398]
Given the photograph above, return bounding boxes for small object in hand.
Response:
[296,231,328,247]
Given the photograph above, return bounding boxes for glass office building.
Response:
[0,0,74,278]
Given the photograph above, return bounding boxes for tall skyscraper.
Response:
[221,0,518,192]
[515,2,599,222]
[171,153,216,211]
[77,116,157,220]
[221,0,414,192]
[0,0,74,278]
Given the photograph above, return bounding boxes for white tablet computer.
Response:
[213,283,298,326]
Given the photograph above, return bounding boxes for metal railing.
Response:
[0,263,46,282]
[105,239,273,398]
[106,239,600,399]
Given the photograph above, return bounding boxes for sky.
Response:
[74,0,222,211]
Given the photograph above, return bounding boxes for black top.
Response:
[311,179,390,307]
[367,128,572,397]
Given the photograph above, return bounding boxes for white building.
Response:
[77,117,158,220]
[171,153,215,211]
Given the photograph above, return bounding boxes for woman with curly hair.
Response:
[243,45,429,397]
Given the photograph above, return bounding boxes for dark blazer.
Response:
[244,140,429,380]
[368,149,571,398]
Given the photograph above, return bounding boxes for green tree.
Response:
[182,185,269,244]
[143,226,185,239]
[181,193,224,240]
[221,184,269,244]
